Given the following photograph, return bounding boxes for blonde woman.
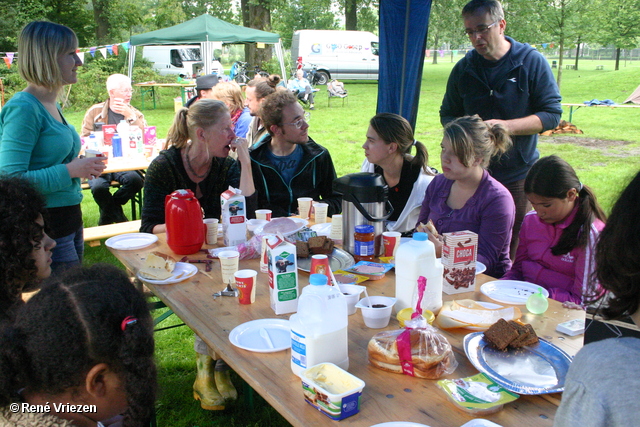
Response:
[211,81,252,138]
[0,21,106,273]
[417,115,515,278]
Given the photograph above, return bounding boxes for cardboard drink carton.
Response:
[266,234,299,314]
[442,230,478,294]
[220,187,247,246]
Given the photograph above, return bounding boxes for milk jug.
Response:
[395,232,444,314]
[290,274,349,377]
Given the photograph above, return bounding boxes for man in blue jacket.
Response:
[440,0,562,257]
[250,90,341,217]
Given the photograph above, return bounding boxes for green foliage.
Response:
[272,0,338,49]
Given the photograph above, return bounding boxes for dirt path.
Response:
[540,135,640,156]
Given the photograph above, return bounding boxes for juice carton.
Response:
[144,126,157,146]
[266,234,299,315]
[220,187,247,246]
[441,230,478,294]
[102,124,116,145]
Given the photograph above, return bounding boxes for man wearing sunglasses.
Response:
[440,0,562,259]
[249,90,341,217]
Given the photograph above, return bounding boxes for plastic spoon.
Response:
[259,328,274,349]
[363,288,373,308]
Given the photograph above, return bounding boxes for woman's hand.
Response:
[66,156,107,179]
[232,137,250,165]
[428,232,443,258]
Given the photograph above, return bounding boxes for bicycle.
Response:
[230,61,269,84]
[300,63,329,86]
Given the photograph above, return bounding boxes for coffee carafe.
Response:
[333,173,393,256]
[165,189,205,255]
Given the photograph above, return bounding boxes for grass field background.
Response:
[62,57,640,426]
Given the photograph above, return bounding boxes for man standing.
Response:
[81,74,145,225]
[440,0,562,257]
[250,90,341,217]
[184,74,218,108]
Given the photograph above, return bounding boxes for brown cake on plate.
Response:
[483,318,520,350]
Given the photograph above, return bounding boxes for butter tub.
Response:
[300,363,365,420]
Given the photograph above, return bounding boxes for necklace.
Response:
[184,145,211,179]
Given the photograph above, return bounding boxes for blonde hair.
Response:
[164,99,229,150]
[444,115,511,168]
[18,21,78,91]
[210,82,244,114]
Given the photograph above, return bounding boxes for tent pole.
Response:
[275,41,287,85]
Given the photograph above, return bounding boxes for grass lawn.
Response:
[63,56,639,426]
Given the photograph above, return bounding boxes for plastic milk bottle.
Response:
[290,274,349,377]
[395,232,444,314]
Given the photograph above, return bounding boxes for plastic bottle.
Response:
[116,120,130,156]
[395,232,444,314]
[112,134,123,157]
[526,287,549,314]
[290,274,349,377]
[94,122,105,147]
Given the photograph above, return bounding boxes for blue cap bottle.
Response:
[112,134,123,157]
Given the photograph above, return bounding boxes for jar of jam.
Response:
[354,224,375,262]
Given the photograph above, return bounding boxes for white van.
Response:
[291,30,379,83]
[143,45,225,78]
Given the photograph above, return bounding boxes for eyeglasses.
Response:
[115,88,133,94]
[282,112,311,129]
[464,21,498,37]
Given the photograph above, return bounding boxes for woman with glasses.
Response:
[0,21,106,274]
[361,113,436,234]
[141,99,256,234]
[249,89,342,217]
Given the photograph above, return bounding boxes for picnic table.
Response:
[108,220,584,427]
[562,102,640,123]
[134,82,196,110]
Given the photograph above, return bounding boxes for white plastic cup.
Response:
[255,209,272,221]
[218,250,240,285]
[330,214,343,241]
[313,202,328,224]
[203,218,219,245]
[355,296,397,328]
[338,284,366,316]
[297,197,313,220]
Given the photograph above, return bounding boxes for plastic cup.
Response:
[297,197,313,220]
[338,284,365,315]
[355,296,397,328]
[330,214,343,241]
[382,231,402,257]
[259,234,273,273]
[255,209,272,221]
[313,202,328,224]
[218,250,240,285]
[85,149,105,158]
[310,254,331,283]
[235,269,257,304]
[203,218,219,245]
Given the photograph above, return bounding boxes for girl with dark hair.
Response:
[0,21,106,273]
[361,113,436,234]
[0,264,156,427]
[554,171,640,427]
[0,175,56,323]
[503,155,606,305]
[416,115,515,278]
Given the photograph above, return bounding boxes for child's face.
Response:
[527,189,578,224]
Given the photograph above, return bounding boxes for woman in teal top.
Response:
[0,21,106,273]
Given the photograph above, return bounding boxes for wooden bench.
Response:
[84,220,142,246]
[596,65,604,70]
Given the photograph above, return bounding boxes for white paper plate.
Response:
[105,233,158,250]
[310,222,332,236]
[476,261,487,275]
[137,262,198,285]
[370,423,432,427]
[480,280,549,305]
[229,319,291,353]
[254,218,308,236]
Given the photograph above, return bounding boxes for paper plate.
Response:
[310,222,332,236]
[254,218,308,236]
[370,423,432,427]
[480,280,549,305]
[137,262,198,285]
[476,261,487,275]
[105,233,158,250]
[464,332,572,395]
[229,319,291,353]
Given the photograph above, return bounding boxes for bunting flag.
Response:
[90,47,96,57]
[99,47,107,58]
[121,42,130,53]
[542,43,548,49]
[107,45,113,55]
[550,43,555,48]
[439,50,444,57]
[7,52,14,63]
[77,51,85,64]
[113,44,118,56]
[3,57,11,68]
[453,50,458,55]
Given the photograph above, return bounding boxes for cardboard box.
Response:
[103,124,116,145]
[442,230,478,295]
[220,187,247,246]
[266,234,299,315]
[301,363,364,421]
[144,126,157,146]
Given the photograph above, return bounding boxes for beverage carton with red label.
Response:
[220,186,247,246]
[266,234,299,314]
[442,230,478,294]
[103,124,116,145]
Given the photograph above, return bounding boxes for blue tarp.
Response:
[377,0,432,130]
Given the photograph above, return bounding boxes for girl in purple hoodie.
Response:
[503,155,606,305]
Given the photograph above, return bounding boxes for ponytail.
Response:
[486,121,511,158]
[411,141,435,175]
[165,108,190,149]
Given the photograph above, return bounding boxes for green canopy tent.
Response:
[127,14,287,81]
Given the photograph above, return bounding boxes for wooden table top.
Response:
[109,229,584,427]
[103,156,152,174]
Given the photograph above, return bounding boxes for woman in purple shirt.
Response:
[417,115,515,278]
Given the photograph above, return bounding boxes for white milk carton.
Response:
[220,187,247,246]
[442,230,478,295]
[266,234,299,315]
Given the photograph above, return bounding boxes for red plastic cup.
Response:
[382,231,402,257]
[310,254,331,283]
[235,269,257,304]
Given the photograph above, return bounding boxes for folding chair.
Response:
[327,80,348,107]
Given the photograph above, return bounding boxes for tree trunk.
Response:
[92,0,109,45]
[246,0,272,71]
[556,38,564,91]
[574,36,580,70]
[615,47,620,70]
[431,33,439,65]
[345,0,357,30]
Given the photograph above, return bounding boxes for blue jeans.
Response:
[51,225,84,275]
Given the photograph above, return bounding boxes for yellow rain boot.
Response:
[193,353,225,410]
[214,359,238,400]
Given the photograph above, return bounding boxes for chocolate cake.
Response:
[483,318,520,351]
[295,240,310,258]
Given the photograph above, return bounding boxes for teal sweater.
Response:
[0,92,82,208]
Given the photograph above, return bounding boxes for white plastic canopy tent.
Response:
[127,14,287,81]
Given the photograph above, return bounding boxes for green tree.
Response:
[428,0,467,65]
[271,0,338,49]
[593,0,640,70]
[181,0,239,22]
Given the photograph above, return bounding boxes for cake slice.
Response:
[308,236,333,254]
[483,318,519,351]
[139,251,176,280]
[295,240,310,258]
[509,323,539,348]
